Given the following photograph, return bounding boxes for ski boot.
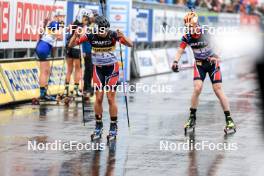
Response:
[32,88,56,105]
[184,115,196,135]
[32,95,56,105]
[73,89,82,97]
[224,117,236,134]
[107,121,118,143]
[91,120,103,141]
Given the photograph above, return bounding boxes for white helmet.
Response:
[77,9,94,22]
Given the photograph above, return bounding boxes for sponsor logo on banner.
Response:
[131,8,150,42]
[152,9,165,42]
[134,50,156,77]
[107,0,131,81]
[45,60,66,95]
[0,0,10,42]
[0,73,13,105]
[0,60,67,102]
[151,49,170,74]
[1,61,40,101]
[15,1,64,41]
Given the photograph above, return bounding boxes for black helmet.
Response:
[95,15,110,29]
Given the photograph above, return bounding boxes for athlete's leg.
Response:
[93,65,105,117]
[66,58,73,83]
[209,63,235,127]
[106,91,118,118]
[212,83,235,127]
[191,80,203,109]
[36,40,52,98]
[94,91,104,117]
[71,59,82,96]
[212,83,230,111]
[73,59,81,86]
[185,61,206,128]
[39,61,50,88]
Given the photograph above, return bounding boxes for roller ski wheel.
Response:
[107,134,116,144]
[107,122,118,144]
[184,125,195,135]
[91,121,103,141]
[32,98,40,105]
[224,126,236,135]
[184,118,196,135]
[91,132,102,141]
[224,118,236,135]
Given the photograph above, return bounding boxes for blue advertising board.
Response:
[131,8,151,42]
[107,0,132,81]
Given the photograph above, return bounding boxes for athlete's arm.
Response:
[68,31,89,48]
[174,47,185,63]
[171,39,187,72]
[117,29,133,47]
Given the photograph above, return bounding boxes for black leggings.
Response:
[83,53,93,92]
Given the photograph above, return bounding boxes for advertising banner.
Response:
[0,72,13,105]
[131,8,151,42]
[152,9,165,42]
[0,0,10,43]
[45,60,67,95]
[151,49,170,74]
[0,60,69,102]
[107,0,132,81]
[0,0,67,49]
[66,1,99,26]
[0,61,39,101]
[134,50,156,77]
[218,13,240,27]
[164,10,178,41]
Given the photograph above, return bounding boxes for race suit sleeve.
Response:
[76,34,91,45]
[179,35,188,49]
[112,31,126,45]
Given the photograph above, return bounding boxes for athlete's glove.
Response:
[171,60,179,72]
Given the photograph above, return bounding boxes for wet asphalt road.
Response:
[0,57,263,176]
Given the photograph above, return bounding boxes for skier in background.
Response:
[35,9,65,101]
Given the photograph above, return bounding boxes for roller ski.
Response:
[56,93,73,106]
[32,88,56,105]
[184,116,196,135]
[107,121,118,144]
[91,120,103,141]
[224,117,236,135]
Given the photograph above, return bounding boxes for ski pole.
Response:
[99,0,106,16]
[119,42,130,128]
[79,43,86,126]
